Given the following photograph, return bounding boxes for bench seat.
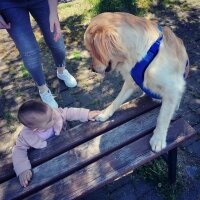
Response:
[0,96,196,200]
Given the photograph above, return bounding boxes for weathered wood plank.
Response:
[0,96,159,183]
[25,119,196,200]
[0,108,160,200]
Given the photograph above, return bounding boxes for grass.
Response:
[86,0,154,16]
[58,0,91,23]
[15,89,22,97]
[19,64,30,78]
[136,158,187,200]
[3,112,17,132]
[3,112,15,124]
[71,50,81,60]
[0,88,3,96]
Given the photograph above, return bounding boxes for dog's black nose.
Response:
[91,67,95,72]
[89,64,96,72]
[105,61,112,72]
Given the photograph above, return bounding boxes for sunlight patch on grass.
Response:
[58,0,92,24]
[19,64,30,78]
[69,50,81,60]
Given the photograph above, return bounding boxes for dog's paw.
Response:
[95,112,111,122]
[150,134,166,152]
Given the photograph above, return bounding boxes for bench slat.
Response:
[0,108,160,200]
[25,119,196,200]
[0,96,158,183]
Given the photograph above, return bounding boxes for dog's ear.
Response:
[89,25,127,65]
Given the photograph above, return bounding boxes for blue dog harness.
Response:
[130,25,163,99]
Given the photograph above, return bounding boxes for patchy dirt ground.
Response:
[0,0,200,199]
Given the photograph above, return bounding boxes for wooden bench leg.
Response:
[168,147,177,184]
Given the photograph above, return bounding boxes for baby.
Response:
[12,99,100,187]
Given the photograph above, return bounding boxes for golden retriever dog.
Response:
[84,12,189,152]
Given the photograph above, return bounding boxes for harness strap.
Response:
[130,25,163,99]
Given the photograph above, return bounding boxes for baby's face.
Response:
[32,107,55,132]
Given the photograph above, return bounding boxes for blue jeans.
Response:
[1,0,66,86]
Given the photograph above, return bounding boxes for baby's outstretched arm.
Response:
[18,169,32,187]
[62,107,100,122]
[88,110,101,121]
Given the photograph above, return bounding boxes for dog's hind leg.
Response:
[150,79,185,152]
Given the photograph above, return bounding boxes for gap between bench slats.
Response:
[0,96,159,183]
[25,118,196,200]
[0,107,161,200]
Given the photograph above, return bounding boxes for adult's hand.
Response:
[48,0,61,42]
[49,12,61,42]
[0,15,10,29]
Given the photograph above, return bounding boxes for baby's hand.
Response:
[88,110,101,121]
[19,169,32,187]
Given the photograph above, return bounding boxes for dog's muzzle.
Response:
[91,67,95,72]
[105,61,112,72]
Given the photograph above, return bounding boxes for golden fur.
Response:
[84,12,189,152]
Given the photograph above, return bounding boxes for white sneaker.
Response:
[57,69,77,88]
[39,89,58,108]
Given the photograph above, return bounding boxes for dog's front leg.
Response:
[96,80,134,122]
[150,96,178,152]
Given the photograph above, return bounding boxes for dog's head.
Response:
[84,20,127,75]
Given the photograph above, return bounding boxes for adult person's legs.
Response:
[29,0,77,88]
[1,7,58,108]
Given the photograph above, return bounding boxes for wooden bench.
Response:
[0,96,196,200]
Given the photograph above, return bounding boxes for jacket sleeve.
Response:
[12,129,47,176]
[62,107,90,122]
[12,145,31,177]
